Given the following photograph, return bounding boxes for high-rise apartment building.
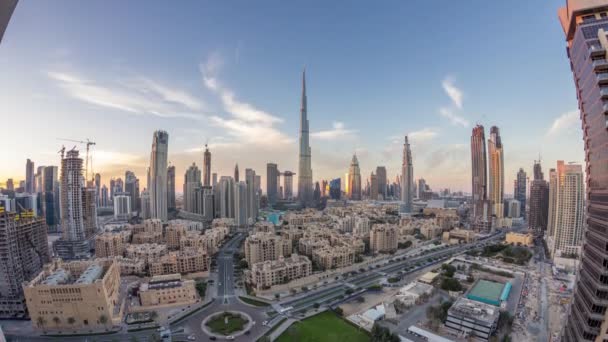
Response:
[94,173,101,206]
[471,125,491,231]
[329,178,341,200]
[113,194,132,221]
[219,176,235,218]
[148,131,169,221]
[125,171,140,212]
[235,181,248,227]
[548,161,584,259]
[282,171,295,200]
[100,184,109,207]
[376,166,387,199]
[183,163,201,213]
[34,166,44,194]
[488,126,504,219]
[547,168,558,238]
[370,172,378,200]
[0,209,50,319]
[297,70,313,206]
[140,189,151,219]
[515,168,527,217]
[267,163,279,205]
[25,158,34,193]
[203,144,211,187]
[349,155,362,201]
[246,169,258,220]
[528,161,549,236]
[234,164,239,183]
[401,136,413,213]
[167,165,176,212]
[42,166,59,232]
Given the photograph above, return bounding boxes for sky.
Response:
[0,0,583,195]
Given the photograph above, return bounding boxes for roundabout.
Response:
[202,310,253,339]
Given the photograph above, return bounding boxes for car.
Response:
[209,337,217,341]
[187,335,196,340]
[227,336,235,340]
[262,320,268,326]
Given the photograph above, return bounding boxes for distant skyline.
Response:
[0,1,583,193]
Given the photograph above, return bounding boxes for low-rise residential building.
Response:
[23,260,122,331]
[125,243,167,265]
[298,237,330,257]
[312,246,355,269]
[445,297,499,340]
[442,228,476,244]
[132,230,163,244]
[165,224,186,250]
[505,232,533,247]
[149,247,209,276]
[244,232,288,265]
[420,224,443,240]
[248,254,312,290]
[395,281,434,306]
[138,274,197,307]
[95,232,129,258]
[370,224,398,253]
[253,221,275,234]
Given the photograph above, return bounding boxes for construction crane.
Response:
[57,138,96,180]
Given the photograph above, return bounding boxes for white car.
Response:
[227,336,235,340]
[187,335,196,340]
[262,320,268,326]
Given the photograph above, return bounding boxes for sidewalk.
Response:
[269,318,296,341]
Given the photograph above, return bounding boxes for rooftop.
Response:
[466,279,505,306]
[448,297,500,324]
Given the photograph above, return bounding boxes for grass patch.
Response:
[257,317,286,342]
[239,296,270,307]
[206,312,248,336]
[276,311,369,342]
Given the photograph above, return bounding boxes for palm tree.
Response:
[52,316,61,326]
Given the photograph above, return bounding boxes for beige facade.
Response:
[442,228,476,244]
[505,232,533,247]
[149,247,209,276]
[370,224,398,253]
[95,232,128,258]
[248,254,312,290]
[312,246,355,270]
[165,224,186,250]
[125,243,167,265]
[132,231,163,244]
[23,260,121,331]
[298,237,330,256]
[420,225,443,240]
[244,232,288,265]
[139,274,197,307]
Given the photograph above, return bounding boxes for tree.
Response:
[440,278,462,292]
[334,307,344,316]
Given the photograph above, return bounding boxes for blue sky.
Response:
[0,0,583,193]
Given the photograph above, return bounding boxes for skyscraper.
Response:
[370,172,378,200]
[34,166,44,194]
[401,136,413,213]
[94,173,101,206]
[246,169,258,221]
[125,171,140,212]
[548,162,584,259]
[149,130,169,221]
[515,168,527,217]
[25,158,34,193]
[349,155,362,201]
[488,126,504,220]
[167,165,176,212]
[219,176,235,218]
[282,171,295,200]
[183,163,202,213]
[235,181,248,227]
[470,125,491,230]
[376,166,387,200]
[528,160,549,236]
[329,178,341,200]
[266,163,279,205]
[297,70,313,205]
[42,166,59,232]
[234,164,239,183]
[203,144,211,187]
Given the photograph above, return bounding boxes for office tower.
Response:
[42,166,60,232]
[297,70,313,206]
[167,165,176,211]
[18,180,24,192]
[267,163,279,205]
[140,189,151,219]
[370,172,378,200]
[0,208,50,319]
[5,178,13,191]
[109,178,115,203]
[203,144,211,187]
[515,168,527,217]
[234,164,239,183]
[148,130,169,221]
[201,187,214,221]
[183,163,202,213]
[113,194,131,220]
[219,176,235,218]
[255,175,261,193]
[548,162,584,259]
[376,166,387,200]
[418,179,427,199]
[246,169,258,220]
[348,155,362,201]
[55,149,89,259]
[83,185,98,238]
[329,178,341,200]
[34,166,44,194]
[212,172,218,188]
[235,181,248,227]
[313,182,321,201]
[321,180,328,197]
[401,136,413,213]
[533,160,544,181]
[100,184,109,207]
[488,126,504,220]
[528,161,549,236]
[125,171,140,211]
[283,171,295,199]
[25,158,34,193]
[547,168,558,238]
[343,172,350,196]
[471,125,491,230]
[94,173,101,206]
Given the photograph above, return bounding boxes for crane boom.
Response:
[57,138,96,180]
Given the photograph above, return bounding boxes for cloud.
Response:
[408,128,439,143]
[47,70,206,120]
[199,53,291,146]
[440,107,469,127]
[546,110,579,137]
[442,77,463,109]
[311,121,358,140]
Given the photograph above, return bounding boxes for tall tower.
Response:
[203,144,211,187]
[234,164,239,183]
[488,126,504,219]
[528,161,549,235]
[349,155,362,201]
[25,159,34,193]
[376,166,387,200]
[558,4,608,339]
[183,163,201,213]
[471,125,487,208]
[515,168,527,217]
[167,165,176,211]
[149,131,168,221]
[297,70,313,206]
[549,162,584,259]
[266,163,279,205]
[401,136,413,213]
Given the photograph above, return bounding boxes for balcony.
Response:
[590,45,606,57]
[604,103,608,115]
[601,88,608,99]
[597,73,608,84]
[593,59,608,71]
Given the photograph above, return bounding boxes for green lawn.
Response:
[276,311,369,342]
[205,312,248,335]
[238,296,270,307]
